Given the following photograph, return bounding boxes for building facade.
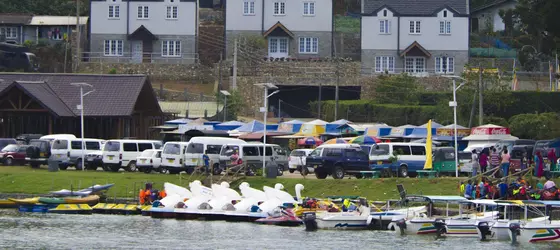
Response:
[225,0,333,59]
[24,16,89,45]
[471,0,516,33]
[89,0,198,64]
[361,0,469,76]
[0,14,33,44]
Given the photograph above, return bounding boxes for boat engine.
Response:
[303,212,317,231]
[433,219,447,238]
[509,223,521,244]
[477,221,492,241]
[395,219,407,236]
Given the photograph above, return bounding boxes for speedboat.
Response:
[507,200,560,244]
[303,199,372,230]
[255,206,303,227]
[369,206,427,230]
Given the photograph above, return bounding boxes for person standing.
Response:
[471,150,479,177]
[548,148,557,172]
[479,151,489,174]
[490,147,501,171]
[535,151,544,178]
[501,149,511,177]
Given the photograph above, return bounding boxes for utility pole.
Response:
[278,99,281,118]
[318,82,322,119]
[76,0,80,71]
[232,39,238,90]
[335,58,340,120]
[478,64,483,125]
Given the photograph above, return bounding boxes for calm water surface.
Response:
[0,209,558,249]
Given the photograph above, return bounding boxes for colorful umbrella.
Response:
[348,135,381,145]
[324,138,347,145]
[297,137,323,146]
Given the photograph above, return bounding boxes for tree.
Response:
[216,90,245,120]
[513,0,560,56]
[0,0,89,16]
[509,113,560,140]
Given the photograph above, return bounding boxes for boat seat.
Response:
[416,170,437,178]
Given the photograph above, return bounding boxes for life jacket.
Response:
[139,189,146,205]
[476,186,481,198]
[159,190,167,199]
[460,184,465,194]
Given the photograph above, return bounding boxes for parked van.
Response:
[304,144,370,179]
[219,143,288,175]
[51,138,105,170]
[184,137,247,173]
[369,143,427,177]
[26,134,76,168]
[160,141,190,174]
[102,140,162,172]
[40,134,76,142]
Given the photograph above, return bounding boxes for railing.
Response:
[81,52,199,64]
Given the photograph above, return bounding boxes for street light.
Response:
[70,82,95,171]
[441,75,466,178]
[220,90,231,122]
[255,83,279,177]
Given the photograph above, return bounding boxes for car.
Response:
[0,138,17,150]
[85,150,103,170]
[288,149,313,174]
[25,139,52,168]
[305,144,371,179]
[0,144,29,165]
[136,149,163,174]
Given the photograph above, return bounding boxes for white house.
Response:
[225,0,333,59]
[471,0,516,33]
[89,0,198,64]
[361,0,469,75]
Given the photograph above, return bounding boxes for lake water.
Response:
[0,209,558,250]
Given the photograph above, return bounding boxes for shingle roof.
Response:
[471,0,513,13]
[0,73,159,117]
[0,14,32,25]
[363,0,469,16]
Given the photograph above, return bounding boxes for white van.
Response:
[40,134,76,142]
[219,143,288,175]
[102,139,162,172]
[160,141,190,174]
[368,143,427,177]
[51,138,105,170]
[184,137,247,173]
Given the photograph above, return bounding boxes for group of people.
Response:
[139,183,167,205]
[470,146,558,178]
[462,176,559,201]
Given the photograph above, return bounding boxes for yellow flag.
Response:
[423,120,433,170]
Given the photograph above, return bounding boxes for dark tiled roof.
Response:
[0,73,160,117]
[0,14,32,25]
[363,0,468,16]
[471,0,513,13]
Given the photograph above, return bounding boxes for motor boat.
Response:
[255,206,302,227]
[506,201,560,244]
[303,199,372,230]
[368,206,427,230]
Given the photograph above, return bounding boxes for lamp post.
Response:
[220,90,231,122]
[255,83,279,177]
[70,82,95,171]
[442,75,466,178]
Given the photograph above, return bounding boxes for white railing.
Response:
[81,52,199,64]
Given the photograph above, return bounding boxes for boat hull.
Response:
[0,199,17,208]
[315,214,369,230]
[515,226,560,243]
[150,207,176,219]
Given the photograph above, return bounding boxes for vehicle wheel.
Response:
[75,159,83,170]
[315,169,328,179]
[277,165,284,176]
[31,163,39,169]
[212,164,222,175]
[58,165,68,170]
[289,169,295,173]
[110,165,120,172]
[143,166,152,174]
[301,166,309,176]
[333,165,345,179]
[4,157,13,166]
[125,161,137,172]
[159,168,169,174]
[399,165,409,178]
[102,164,110,171]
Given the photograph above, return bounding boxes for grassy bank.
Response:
[0,166,467,200]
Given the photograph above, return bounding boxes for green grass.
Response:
[335,16,360,33]
[0,166,468,201]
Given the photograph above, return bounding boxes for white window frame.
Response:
[409,21,421,34]
[108,5,120,19]
[435,57,454,74]
[137,6,149,19]
[104,40,123,56]
[439,20,451,34]
[243,0,255,15]
[404,57,425,73]
[162,41,181,57]
[4,27,17,39]
[298,37,318,54]
[303,2,315,16]
[166,6,178,19]
[379,20,390,34]
[274,2,286,16]
[375,56,395,73]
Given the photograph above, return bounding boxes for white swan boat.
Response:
[150,182,193,218]
[174,180,213,220]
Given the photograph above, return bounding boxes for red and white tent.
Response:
[462,124,518,152]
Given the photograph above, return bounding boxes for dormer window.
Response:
[443,10,447,18]
[383,10,387,17]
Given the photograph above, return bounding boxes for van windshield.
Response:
[371,144,390,156]
[163,144,181,155]
[104,142,120,152]
[52,140,68,150]
[221,146,239,156]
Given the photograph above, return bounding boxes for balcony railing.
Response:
[81,52,199,64]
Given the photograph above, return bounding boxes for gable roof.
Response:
[471,0,514,13]
[363,0,468,16]
[128,25,158,40]
[0,73,160,117]
[235,120,265,133]
[263,22,295,38]
[0,81,74,117]
[0,14,32,25]
[400,41,431,57]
